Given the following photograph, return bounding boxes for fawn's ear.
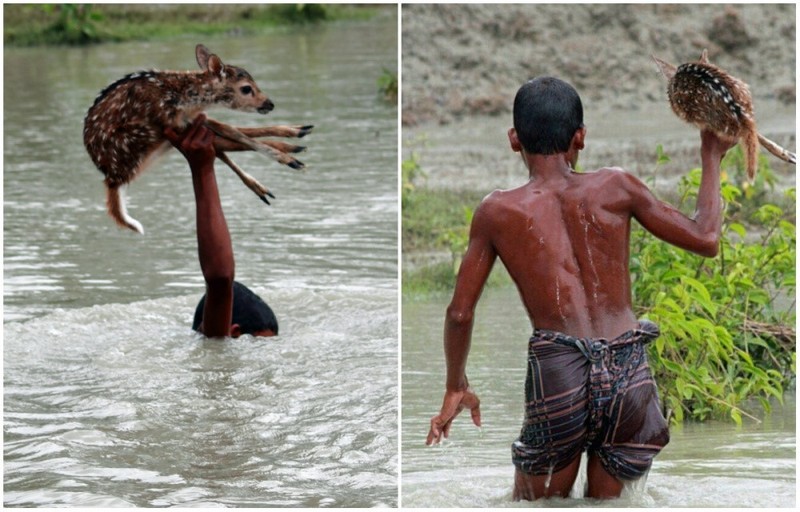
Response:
[651,55,676,81]
[196,44,225,78]
[207,55,225,78]
[196,44,211,70]
[699,48,709,64]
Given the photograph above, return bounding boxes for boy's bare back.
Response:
[476,167,640,340]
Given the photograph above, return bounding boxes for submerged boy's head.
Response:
[513,77,584,155]
[192,281,278,337]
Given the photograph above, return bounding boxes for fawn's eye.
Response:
[240,85,253,95]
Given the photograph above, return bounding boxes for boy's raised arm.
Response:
[628,129,735,257]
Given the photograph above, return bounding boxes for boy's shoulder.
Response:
[579,166,646,190]
[581,166,628,180]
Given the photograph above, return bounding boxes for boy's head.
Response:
[192,281,278,337]
[512,77,584,155]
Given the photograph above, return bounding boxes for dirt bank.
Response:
[403,4,795,125]
[402,4,796,191]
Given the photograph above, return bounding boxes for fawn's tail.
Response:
[757,133,796,167]
[106,184,144,235]
[743,128,760,182]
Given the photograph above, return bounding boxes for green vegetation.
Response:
[401,151,510,296]
[377,68,398,104]
[4,4,386,47]
[632,163,795,425]
[403,146,796,423]
[402,153,482,253]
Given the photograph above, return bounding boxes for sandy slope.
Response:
[401,4,795,190]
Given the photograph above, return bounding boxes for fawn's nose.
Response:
[258,99,275,114]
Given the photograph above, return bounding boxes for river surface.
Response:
[402,99,796,194]
[401,287,796,508]
[4,13,399,507]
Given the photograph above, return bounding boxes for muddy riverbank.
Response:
[402,4,796,193]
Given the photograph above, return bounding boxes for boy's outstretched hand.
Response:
[426,387,482,445]
[164,113,216,170]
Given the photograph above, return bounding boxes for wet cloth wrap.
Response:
[511,320,669,481]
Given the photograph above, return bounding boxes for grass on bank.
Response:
[401,151,506,296]
[3,4,387,46]
[4,4,398,104]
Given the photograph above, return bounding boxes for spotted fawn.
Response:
[84,44,313,234]
[652,50,795,181]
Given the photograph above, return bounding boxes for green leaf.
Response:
[729,408,743,426]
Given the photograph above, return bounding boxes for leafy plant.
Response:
[269,3,328,23]
[632,162,795,425]
[43,4,103,45]
[401,153,484,253]
[377,68,398,104]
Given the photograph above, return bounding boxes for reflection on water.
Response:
[4,12,398,508]
[401,287,796,507]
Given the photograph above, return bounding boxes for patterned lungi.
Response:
[511,320,669,480]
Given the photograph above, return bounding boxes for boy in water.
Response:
[426,77,734,499]
[165,114,278,338]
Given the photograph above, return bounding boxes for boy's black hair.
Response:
[192,281,278,335]
[513,76,584,155]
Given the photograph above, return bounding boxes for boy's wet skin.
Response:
[427,77,734,500]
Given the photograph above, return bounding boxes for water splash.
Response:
[620,469,655,506]
[543,463,555,495]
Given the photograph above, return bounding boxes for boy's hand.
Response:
[426,387,482,445]
[164,113,216,170]
[700,129,737,162]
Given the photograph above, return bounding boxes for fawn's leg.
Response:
[216,151,275,205]
[236,125,314,139]
[204,118,305,170]
[214,137,307,155]
[758,133,797,165]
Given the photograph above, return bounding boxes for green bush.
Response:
[632,165,795,425]
[268,3,328,24]
[377,68,398,104]
[401,153,484,253]
[42,4,103,45]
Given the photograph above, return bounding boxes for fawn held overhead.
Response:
[84,44,313,234]
[652,49,795,181]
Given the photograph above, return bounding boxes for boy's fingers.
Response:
[442,418,452,438]
[165,114,208,145]
[426,417,442,445]
[163,126,179,144]
[201,126,215,145]
[471,405,482,427]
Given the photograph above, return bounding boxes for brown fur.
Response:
[652,50,795,181]
[84,44,313,234]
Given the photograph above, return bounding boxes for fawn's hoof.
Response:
[298,125,314,138]
[288,160,305,170]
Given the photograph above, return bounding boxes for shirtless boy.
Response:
[426,77,734,499]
